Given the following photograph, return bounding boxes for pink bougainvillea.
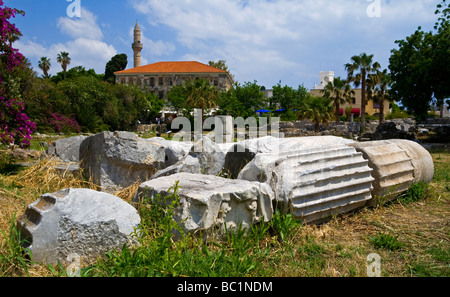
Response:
[48,112,81,134]
[0,0,36,148]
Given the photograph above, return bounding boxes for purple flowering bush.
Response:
[48,112,81,134]
[0,95,36,147]
[0,1,36,148]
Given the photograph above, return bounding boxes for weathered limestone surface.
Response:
[145,137,193,167]
[237,139,374,224]
[134,173,274,235]
[152,137,225,179]
[17,188,141,265]
[46,135,87,163]
[223,136,355,178]
[79,131,185,192]
[349,139,434,205]
[389,139,434,183]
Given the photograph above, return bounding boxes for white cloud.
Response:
[130,0,438,87]
[16,8,117,76]
[57,8,103,40]
[14,40,48,59]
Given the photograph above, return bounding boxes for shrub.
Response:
[0,2,36,148]
[0,96,36,148]
[370,232,404,251]
[48,112,81,134]
[398,182,429,204]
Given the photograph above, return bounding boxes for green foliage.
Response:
[389,29,435,121]
[217,81,266,118]
[398,182,429,204]
[0,214,32,276]
[24,74,160,133]
[297,237,327,273]
[370,232,404,251]
[389,1,450,121]
[345,53,381,130]
[83,185,304,277]
[297,95,334,132]
[56,51,71,80]
[104,54,128,84]
[269,210,301,243]
[321,77,355,123]
[271,83,309,111]
[50,65,103,84]
[0,150,21,175]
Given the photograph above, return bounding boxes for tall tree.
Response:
[432,0,450,117]
[217,81,265,118]
[271,83,309,111]
[184,78,219,122]
[38,56,51,78]
[57,51,71,80]
[321,77,355,123]
[345,53,380,131]
[297,95,334,133]
[367,69,391,124]
[104,53,128,83]
[389,1,450,120]
[389,29,435,121]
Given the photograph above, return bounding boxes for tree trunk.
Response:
[360,75,366,132]
[335,97,340,124]
[379,98,385,124]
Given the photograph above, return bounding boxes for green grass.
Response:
[0,214,32,277]
[0,147,448,277]
[81,183,303,277]
[397,182,429,204]
[369,232,404,251]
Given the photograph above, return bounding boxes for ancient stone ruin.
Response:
[17,188,140,265]
[134,172,274,236]
[20,129,434,264]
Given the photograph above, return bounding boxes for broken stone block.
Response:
[151,137,226,178]
[237,138,374,224]
[134,173,274,236]
[46,135,87,163]
[79,131,167,192]
[17,188,141,265]
[145,137,193,167]
[348,139,434,205]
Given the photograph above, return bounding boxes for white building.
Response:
[314,71,335,90]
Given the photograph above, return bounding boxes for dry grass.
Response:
[0,149,448,277]
[269,149,449,277]
[0,155,143,276]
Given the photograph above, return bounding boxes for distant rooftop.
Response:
[114,61,228,75]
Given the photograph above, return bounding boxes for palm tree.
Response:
[57,51,71,80]
[345,53,380,131]
[298,95,334,133]
[183,78,219,122]
[38,57,51,78]
[368,69,391,124]
[321,77,355,123]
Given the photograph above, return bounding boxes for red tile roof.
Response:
[114,61,228,75]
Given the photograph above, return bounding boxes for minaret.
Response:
[132,21,143,68]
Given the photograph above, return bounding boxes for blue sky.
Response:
[9,0,439,89]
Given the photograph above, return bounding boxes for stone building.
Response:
[114,22,233,100]
[310,71,390,117]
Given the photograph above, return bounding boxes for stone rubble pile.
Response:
[20,130,434,264]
